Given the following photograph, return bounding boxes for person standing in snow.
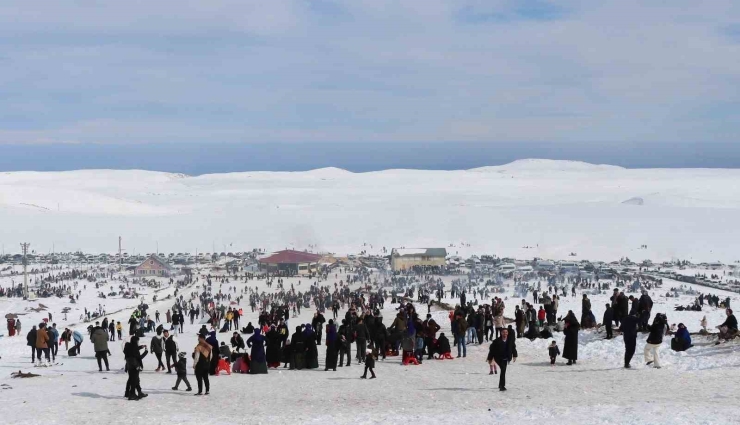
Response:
[563,311,580,365]
[645,313,668,369]
[124,336,148,400]
[548,340,560,366]
[603,303,614,339]
[150,329,165,372]
[27,325,37,363]
[620,311,639,368]
[193,334,212,395]
[163,329,178,373]
[90,322,110,371]
[361,342,377,379]
[35,323,50,365]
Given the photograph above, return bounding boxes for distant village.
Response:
[1,246,739,294]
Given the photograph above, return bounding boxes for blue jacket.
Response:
[675,328,691,346]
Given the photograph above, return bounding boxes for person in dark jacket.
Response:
[304,325,319,369]
[373,318,387,360]
[361,342,377,379]
[290,326,306,370]
[150,330,165,371]
[645,313,667,368]
[436,333,451,356]
[620,311,639,368]
[603,304,614,339]
[581,295,592,326]
[205,331,219,375]
[265,327,282,367]
[193,334,211,395]
[312,312,326,345]
[325,320,338,371]
[354,318,369,363]
[247,328,268,374]
[638,292,654,330]
[338,320,352,367]
[488,329,513,391]
[27,326,37,363]
[172,352,192,391]
[548,341,560,366]
[717,309,738,341]
[563,311,580,365]
[506,325,518,363]
[230,332,246,352]
[163,330,178,373]
[671,323,692,352]
[124,336,148,400]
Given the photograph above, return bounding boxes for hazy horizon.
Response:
[1,141,738,174]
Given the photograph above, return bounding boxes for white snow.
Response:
[1,159,740,423]
[1,261,740,424]
[1,160,739,263]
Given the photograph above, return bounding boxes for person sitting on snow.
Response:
[717,309,738,342]
[671,323,692,352]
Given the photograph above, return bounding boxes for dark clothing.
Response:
[620,314,639,366]
[488,337,513,389]
[563,320,580,361]
[720,314,738,331]
[265,330,282,365]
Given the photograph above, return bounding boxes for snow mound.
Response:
[622,197,645,205]
[470,159,625,173]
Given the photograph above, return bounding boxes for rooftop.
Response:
[258,250,323,264]
[392,248,447,257]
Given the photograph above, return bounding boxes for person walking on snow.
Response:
[172,352,192,391]
[548,340,560,366]
[488,328,514,391]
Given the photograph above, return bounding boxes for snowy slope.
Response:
[1,265,740,425]
[1,160,739,262]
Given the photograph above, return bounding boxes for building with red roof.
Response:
[258,250,322,275]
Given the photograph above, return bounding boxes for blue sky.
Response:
[0,1,739,170]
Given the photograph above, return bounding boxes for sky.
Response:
[0,1,739,171]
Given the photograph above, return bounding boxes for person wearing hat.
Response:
[172,352,192,391]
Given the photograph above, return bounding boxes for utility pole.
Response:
[118,236,123,272]
[21,243,30,299]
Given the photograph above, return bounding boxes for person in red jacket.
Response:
[537,306,546,328]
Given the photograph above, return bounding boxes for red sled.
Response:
[437,352,453,360]
[402,351,419,365]
[215,358,231,375]
[385,349,400,357]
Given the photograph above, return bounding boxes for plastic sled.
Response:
[215,358,231,375]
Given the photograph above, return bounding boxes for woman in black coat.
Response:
[304,325,319,369]
[324,321,338,371]
[563,311,580,365]
[265,327,282,368]
[290,327,305,370]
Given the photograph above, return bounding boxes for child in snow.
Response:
[700,316,708,333]
[414,335,425,364]
[548,340,560,366]
[361,343,376,379]
[172,352,192,391]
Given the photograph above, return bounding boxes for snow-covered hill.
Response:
[1,160,739,262]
